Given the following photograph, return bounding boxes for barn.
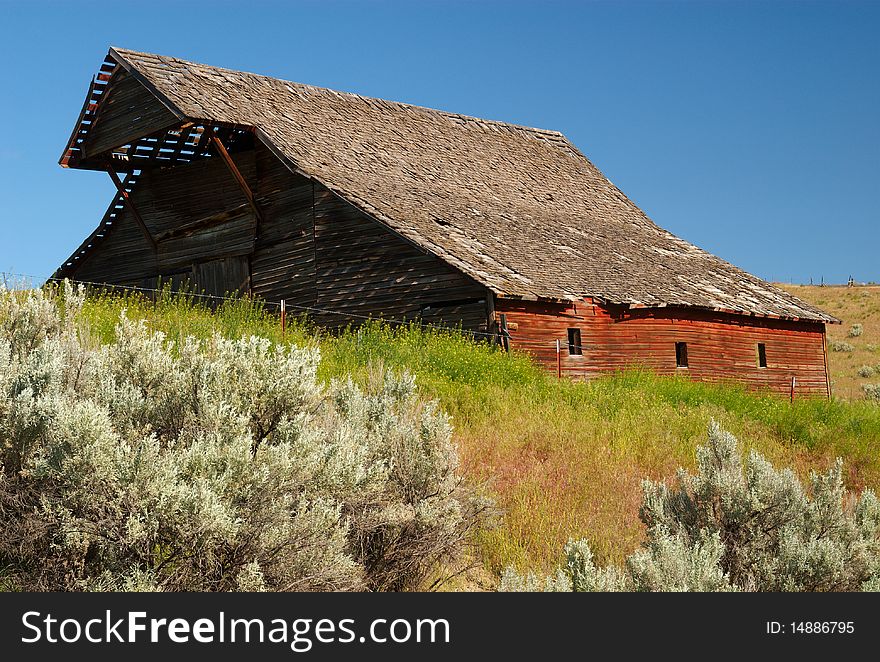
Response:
[56,47,838,396]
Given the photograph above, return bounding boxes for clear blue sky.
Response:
[1,0,877,285]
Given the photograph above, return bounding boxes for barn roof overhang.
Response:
[59,49,253,173]
[55,47,839,326]
[492,292,841,324]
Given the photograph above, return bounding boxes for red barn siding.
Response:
[496,298,829,397]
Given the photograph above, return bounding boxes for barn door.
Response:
[194,256,250,299]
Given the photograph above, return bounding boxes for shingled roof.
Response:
[62,47,836,323]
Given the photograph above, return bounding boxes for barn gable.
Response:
[81,71,180,161]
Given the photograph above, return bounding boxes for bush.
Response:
[500,422,880,592]
[858,365,877,378]
[0,284,491,591]
[864,384,880,402]
[830,340,855,353]
[848,324,864,338]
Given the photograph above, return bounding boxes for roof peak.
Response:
[109,46,568,141]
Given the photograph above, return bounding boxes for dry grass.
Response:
[454,381,879,577]
[781,284,880,401]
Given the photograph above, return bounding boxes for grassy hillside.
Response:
[781,284,880,401]
[76,287,880,587]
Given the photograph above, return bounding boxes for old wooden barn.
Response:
[56,47,838,396]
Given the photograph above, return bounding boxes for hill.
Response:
[780,284,880,401]
[71,286,880,588]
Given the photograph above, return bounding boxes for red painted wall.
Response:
[495,298,830,397]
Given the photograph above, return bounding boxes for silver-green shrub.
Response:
[501,422,880,592]
[499,539,625,592]
[864,384,880,402]
[830,340,855,353]
[0,284,489,591]
[848,324,863,338]
[858,365,877,378]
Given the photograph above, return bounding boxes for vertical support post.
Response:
[822,328,832,400]
[556,339,561,378]
[499,313,510,352]
[485,290,496,344]
[280,299,286,339]
[790,375,796,403]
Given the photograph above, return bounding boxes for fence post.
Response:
[499,314,510,352]
[790,375,796,403]
[556,339,561,378]
[280,299,286,339]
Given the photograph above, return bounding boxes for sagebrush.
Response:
[500,422,880,592]
[830,340,855,353]
[0,284,491,591]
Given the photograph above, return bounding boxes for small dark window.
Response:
[757,343,767,368]
[675,341,688,368]
[567,328,583,356]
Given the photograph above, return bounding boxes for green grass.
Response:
[73,287,880,584]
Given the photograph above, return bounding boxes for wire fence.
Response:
[0,271,570,354]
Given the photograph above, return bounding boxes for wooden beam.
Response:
[210,133,264,233]
[154,203,251,242]
[106,166,157,251]
[822,327,832,400]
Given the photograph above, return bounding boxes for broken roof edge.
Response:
[59,48,185,169]
[109,47,186,122]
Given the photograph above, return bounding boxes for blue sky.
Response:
[0,0,877,285]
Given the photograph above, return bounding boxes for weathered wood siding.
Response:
[84,71,178,158]
[70,195,160,284]
[496,298,829,397]
[248,151,489,329]
[71,141,489,329]
[311,185,488,329]
[73,149,257,292]
[194,257,249,298]
[249,144,316,305]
